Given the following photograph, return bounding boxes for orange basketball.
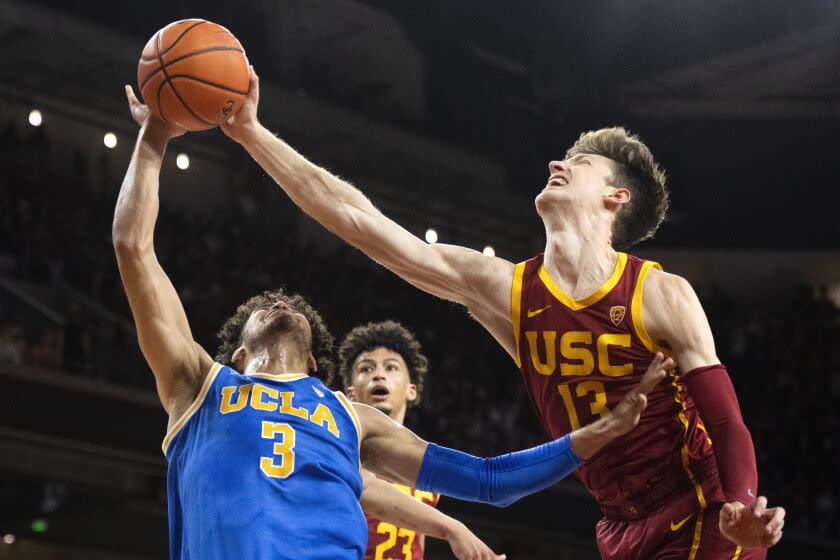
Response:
[137,19,249,131]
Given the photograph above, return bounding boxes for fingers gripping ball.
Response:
[137,19,249,131]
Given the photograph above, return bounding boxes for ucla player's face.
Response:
[241,299,312,355]
[535,153,618,221]
[348,347,416,422]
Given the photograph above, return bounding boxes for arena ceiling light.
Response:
[425,228,438,244]
[483,246,495,257]
[28,109,42,127]
[176,153,190,170]
[103,132,117,149]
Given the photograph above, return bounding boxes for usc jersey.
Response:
[511,252,716,518]
[364,482,440,560]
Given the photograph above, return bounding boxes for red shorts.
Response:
[595,478,766,560]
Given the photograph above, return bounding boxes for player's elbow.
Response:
[112,233,145,256]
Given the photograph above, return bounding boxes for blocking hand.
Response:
[220,65,260,144]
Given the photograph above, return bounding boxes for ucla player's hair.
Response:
[565,127,669,250]
[215,288,336,385]
[338,320,428,406]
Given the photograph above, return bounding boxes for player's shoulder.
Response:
[644,267,696,303]
[642,267,707,327]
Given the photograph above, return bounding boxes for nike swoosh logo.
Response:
[670,513,695,531]
[527,305,551,318]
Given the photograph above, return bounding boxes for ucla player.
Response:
[339,321,442,560]
[222,66,787,558]
[117,84,672,560]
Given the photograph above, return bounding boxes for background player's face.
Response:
[239,299,313,361]
[347,347,416,420]
[535,153,625,226]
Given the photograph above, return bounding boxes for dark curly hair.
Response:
[215,288,335,385]
[338,321,429,406]
[566,127,669,250]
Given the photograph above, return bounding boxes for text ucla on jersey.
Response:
[164,362,367,559]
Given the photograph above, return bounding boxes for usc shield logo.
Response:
[609,305,626,326]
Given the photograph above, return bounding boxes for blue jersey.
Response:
[164,362,367,560]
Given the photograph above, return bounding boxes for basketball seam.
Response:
[167,74,248,96]
[140,20,207,61]
[139,46,244,90]
[154,32,169,124]
[156,32,214,127]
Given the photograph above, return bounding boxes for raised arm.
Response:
[359,470,504,560]
[643,269,784,549]
[112,86,212,419]
[221,68,516,356]
[355,355,670,507]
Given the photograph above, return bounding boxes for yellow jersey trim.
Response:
[630,260,665,354]
[538,252,628,311]
[162,361,223,455]
[333,391,362,446]
[510,261,526,368]
[248,372,309,382]
[670,369,708,560]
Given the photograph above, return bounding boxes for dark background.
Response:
[0,1,838,558]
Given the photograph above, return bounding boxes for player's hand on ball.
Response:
[446,521,506,560]
[221,65,260,144]
[609,352,673,436]
[124,85,186,139]
[719,497,785,548]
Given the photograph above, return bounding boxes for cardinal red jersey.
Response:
[511,252,717,520]
[363,483,440,560]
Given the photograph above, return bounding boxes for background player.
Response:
[221,67,786,559]
[116,84,671,559]
[339,320,442,560]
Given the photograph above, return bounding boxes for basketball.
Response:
[137,19,249,131]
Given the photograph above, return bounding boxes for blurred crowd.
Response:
[1,119,839,539]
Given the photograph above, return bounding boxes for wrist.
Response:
[139,122,170,153]
[439,518,465,541]
[235,120,264,146]
[570,417,614,460]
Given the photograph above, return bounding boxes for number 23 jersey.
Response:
[163,363,367,560]
[511,253,715,513]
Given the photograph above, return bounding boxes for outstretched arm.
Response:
[360,470,505,560]
[644,269,784,548]
[222,68,516,356]
[113,86,212,417]
[356,355,670,507]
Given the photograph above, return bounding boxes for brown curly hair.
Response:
[215,288,335,385]
[337,320,429,406]
[566,127,669,249]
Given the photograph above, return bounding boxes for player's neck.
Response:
[242,342,310,376]
[388,406,407,425]
[543,219,617,298]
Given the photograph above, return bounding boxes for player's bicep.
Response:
[115,249,209,404]
[355,403,429,486]
[644,270,718,371]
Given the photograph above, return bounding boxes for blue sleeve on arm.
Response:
[415,435,584,507]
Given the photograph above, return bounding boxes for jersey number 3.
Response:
[260,421,296,478]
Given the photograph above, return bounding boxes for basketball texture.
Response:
[137,19,249,131]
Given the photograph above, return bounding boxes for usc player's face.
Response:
[347,347,416,420]
[535,153,627,225]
